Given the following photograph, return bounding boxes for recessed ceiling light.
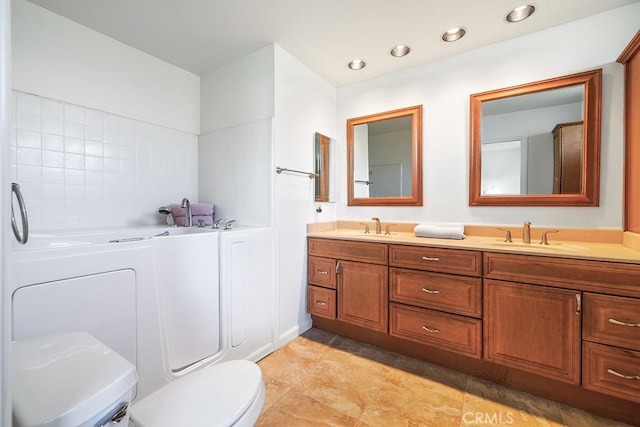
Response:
[442,27,466,42]
[390,45,411,57]
[506,5,535,23]
[348,59,366,70]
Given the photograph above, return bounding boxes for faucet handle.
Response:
[224,220,236,230]
[497,227,512,243]
[359,223,370,234]
[212,218,225,229]
[540,230,559,245]
[385,224,397,235]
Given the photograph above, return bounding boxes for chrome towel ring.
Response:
[11,182,28,244]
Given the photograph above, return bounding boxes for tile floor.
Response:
[256,328,633,427]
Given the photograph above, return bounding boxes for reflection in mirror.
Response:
[469,69,601,206]
[314,132,335,202]
[348,105,422,206]
[481,86,583,196]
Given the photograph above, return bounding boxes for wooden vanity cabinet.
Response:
[308,237,640,424]
[308,238,388,332]
[483,279,582,384]
[388,245,483,358]
[583,293,640,403]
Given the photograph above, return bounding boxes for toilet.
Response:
[11,331,266,427]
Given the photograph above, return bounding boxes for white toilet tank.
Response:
[11,331,137,427]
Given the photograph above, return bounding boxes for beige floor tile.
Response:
[257,330,633,427]
[260,374,291,413]
[558,405,633,427]
[256,389,359,427]
[463,376,605,427]
[362,371,464,426]
[293,350,393,419]
[391,354,470,398]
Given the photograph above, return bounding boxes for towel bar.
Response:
[275,166,318,179]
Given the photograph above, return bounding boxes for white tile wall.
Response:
[11,91,199,230]
[198,117,273,227]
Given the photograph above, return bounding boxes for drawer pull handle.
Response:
[316,270,328,275]
[422,256,440,262]
[421,288,441,294]
[422,326,440,333]
[608,318,640,328]
[606,369,640,380]
[315,301,328,306]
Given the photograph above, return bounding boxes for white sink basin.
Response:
[487,241,587,252]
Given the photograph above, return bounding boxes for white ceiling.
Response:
[27,0,640,87]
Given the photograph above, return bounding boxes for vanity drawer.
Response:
[389,303,482,359]
[308,238,388,265]
[389,268,482,318]
[484,252,640,297]
[583,342,640,404]
[584,293,640,351]
[308,256,336,289]
[307,285,336,320]
[389,245,482,277]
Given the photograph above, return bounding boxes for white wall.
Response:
[198,44,337,345]
[0,0,11,424]
[10,0,201,230]
[200,45,274,134]
[11,91,198,230]
[273,44,337,344]
[337,4,640,228]
[198,45,275,226]
[198,117,273,226]
[12,0,200,135]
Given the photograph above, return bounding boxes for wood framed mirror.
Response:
[347,105,423,206]
[469,69,601,206]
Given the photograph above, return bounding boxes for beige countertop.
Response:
[307,221,640,264]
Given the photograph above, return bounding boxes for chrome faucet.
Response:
[212,218,225,229]
[372,217,381,235]
[224,220,236,230]
[181,198,192,227]
[523,221,531,244]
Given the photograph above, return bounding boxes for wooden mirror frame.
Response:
[347,105,423,206]
[469,69,602,206]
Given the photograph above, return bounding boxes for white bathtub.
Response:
[11,225,226,400]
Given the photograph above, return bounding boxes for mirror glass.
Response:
[314,132,335,202]
[469,69,601,206]
[347,105,423,206]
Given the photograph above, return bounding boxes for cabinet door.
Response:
[337,260,388,332]
[484,279,582,384]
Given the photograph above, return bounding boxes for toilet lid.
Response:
[130,360,264,427]
[12,331,137,427]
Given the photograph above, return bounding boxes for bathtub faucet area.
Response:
[181,198,192,227]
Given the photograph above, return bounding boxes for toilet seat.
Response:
[130,360,265,427]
